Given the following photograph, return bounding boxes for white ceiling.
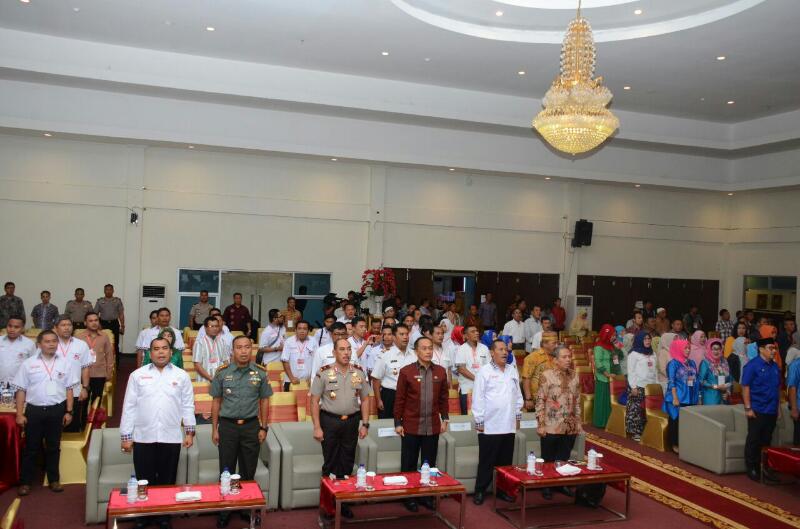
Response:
[1,0,799,122]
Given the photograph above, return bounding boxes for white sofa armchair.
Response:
[513,413,586,464]
[439,415,478,493]
[678,404,747,474]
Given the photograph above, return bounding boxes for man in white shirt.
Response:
[502,309,526,351]
[524,306,544,353]
[348,317,371,367]
[136,307,185,367]
[423,323,452,384]
[530,316,553,351]
[134,310,159,358]
[257,309,285,366]
[362,325,393,377]
[120,336,195,529]
[281,320,316,390]
[371,324,416,419]
[54,315,92,431]
[336,302,357,324]
[471,339,523,505]
[309,322,348,377]
[316,314,336,348]
[455,324,491,415]
[0,316,36,388]
[197,309,233,349]
[193,317,231,383]
[12,329,80,495]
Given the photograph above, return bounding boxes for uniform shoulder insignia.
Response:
[214,363,230,376]
[254,363,267,371]
[320,364,333,372]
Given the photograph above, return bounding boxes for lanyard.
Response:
[296,339,307,357]
[205,336,218,356]
[57,338,72,359]
[433,347,443,364]
[84,332,98,350]
[41,355,57,381]
[469,343,479,364]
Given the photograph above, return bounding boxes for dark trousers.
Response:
[88,377,106,408]
[100,319,121,361]
[133,442,181,484]
[400,433,439,472]
[65,393,87,433]
[379,388,396,420]
[459,393,468,416]
[475,433,515,494]
[218,418,261,480]
[745,413,777,472]
[320,412,359,478]
[540,434,577,462]
[668,416,680,447]
[20,402,65,485]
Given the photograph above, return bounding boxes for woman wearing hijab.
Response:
[731,335,750,382]
[656,332,676,389]
[688,330,707,368]
[625,331,658,441]
[142,328,184,368]
[663,339,699,453]
[724,322,747,381]
[592,324,616,428]
[699,338,731,405]
[569,311,591,338]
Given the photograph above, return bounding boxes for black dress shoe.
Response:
[747,469,761,482]
[134,521,148,529]
[341,505,355,519]
[496,491,515,503]
[158,520,171,529]
[404,500,419,512]
[554,486,573,497]
[239,511,261,525]
[763,467,780,482]
[472,492,484,505]
[419,497,435,510]
[542,488,553,500]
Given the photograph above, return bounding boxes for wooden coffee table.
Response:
[319,472,466,529]
[106,481,266,529]
[493,463,631,529]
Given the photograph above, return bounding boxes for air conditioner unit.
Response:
[139,284,166,331]
[566,294,593,331]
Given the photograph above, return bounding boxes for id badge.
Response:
[297,358,305,365]
[46,381,59,396]
[612,356,620,365]
[717,375,726,386]
[687,377,695,387]
[472,363,480,370]
[89,348,97,362]
[647,360,653,368]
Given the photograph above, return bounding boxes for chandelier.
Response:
[533,0,619,155]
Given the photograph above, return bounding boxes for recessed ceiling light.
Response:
[424,57,431,62]
[381,51,389,56]
[448,168,455,171]
[43,133,52,137]
[727,100,735,105]
[19,0,30,4]
[634,9,643,15]
[206,26,215,32]
[495,10,504,16]
[165,20,173,26]
[634,184,641,188]
[72,7,80,12]
[727,192,734,196]
[544,177,552,180]
[188,145,194,149]
[623,86,631,90]
[700,97,705,101]
[330,158,338,161]
[716,56,726,61]
[518,71,526,76]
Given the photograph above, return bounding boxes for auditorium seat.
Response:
[86,427,188,523]
[604,375,627,438]
[640,384,669,451]
[576,365,595,423]
[271,422,335,509]
[54,397,101,485]
[513,412,585,464]
[678,404,747,474]
[187,423,280,510]
[440,415,478,493]
[359,418,401,474]
[266,362,284,383]
[268,392,298,423]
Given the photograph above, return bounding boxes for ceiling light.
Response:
[716,56,726,61]
[518,71,526,75]
[634,9,643,15]
[330,158,338,161]
[496,10,504,16]
[206,26,215,32]
[727,192,734,196]
[72,7,80,12]
[188,145,194,149]
[544,177,552,180]
[165,20,173,26]
[43,133,52,137]
[623,86,631,90]
[19,0,30,3]
[448,168,455,171]
[727,100,735,105]
[424,57,431,62]
[533,4,619,155]
[700,97,705,101]
[381,51,389,56]
[634,184,641,188]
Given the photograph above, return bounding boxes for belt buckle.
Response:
[236,419,246,425]
[340,415,348,421]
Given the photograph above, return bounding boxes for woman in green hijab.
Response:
[143,328,184,368]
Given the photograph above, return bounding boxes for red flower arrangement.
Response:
[360,267,397,298]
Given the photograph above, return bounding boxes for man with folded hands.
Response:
[394,336,449,512]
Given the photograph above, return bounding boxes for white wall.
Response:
[1,133,799,353]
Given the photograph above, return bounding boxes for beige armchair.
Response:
[187,423,281,510]
[359,418,447,474]
[513,413,585,464]
[678,405,747,474]
[440,415,478,493]
[85,427,188,524]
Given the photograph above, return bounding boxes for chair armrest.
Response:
[273,426,295,509]
[262,429,282,511]
[360,436,377,472]
[85,429,103,524]
[440,432,456,475]
[678,408,726,473]
[186,437,200,484]
[513,432,526,466]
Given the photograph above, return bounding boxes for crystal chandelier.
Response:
[533,0,619,155]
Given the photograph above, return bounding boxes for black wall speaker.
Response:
[571,219,593,248]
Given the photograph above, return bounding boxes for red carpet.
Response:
[586,432,800,529]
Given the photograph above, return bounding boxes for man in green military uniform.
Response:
[211,335,272,528]
[311,338,372,519]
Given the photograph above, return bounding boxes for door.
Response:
[220,271,293,329]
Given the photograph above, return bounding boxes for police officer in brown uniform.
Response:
[310,338,372,519]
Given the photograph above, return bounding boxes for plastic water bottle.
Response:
[126,474,138,504]
[356,464,367,489]
[527,451,536,475]
[420,460,431,486]
[220,467,231,496]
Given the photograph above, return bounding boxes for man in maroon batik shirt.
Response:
[222,293,251,335]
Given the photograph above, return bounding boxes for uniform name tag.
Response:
[449,422,471,432]
[378,427,399,438]
[520,419,538,429]
[45,381,59,396]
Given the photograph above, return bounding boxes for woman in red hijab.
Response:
[592,324,616,428]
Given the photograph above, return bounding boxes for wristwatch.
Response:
[65,410,73,415]
[259,425,269,433]
[361,422,370,429]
